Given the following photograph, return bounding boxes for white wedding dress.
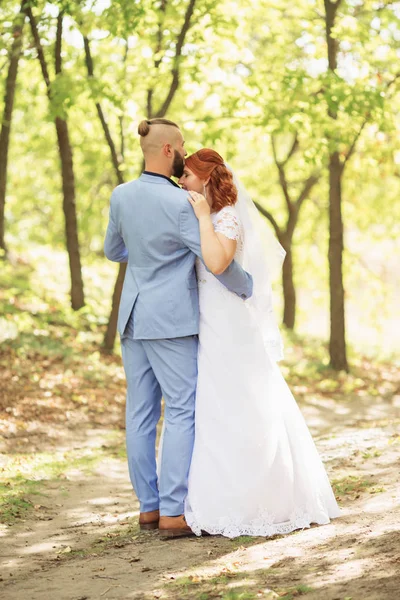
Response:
[184,205,340,538]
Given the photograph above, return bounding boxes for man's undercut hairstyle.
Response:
[138,118,179,137]
[138,118,182,156]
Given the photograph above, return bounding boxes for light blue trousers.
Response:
[121,326,198,516]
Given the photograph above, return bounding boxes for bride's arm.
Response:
[187,191,236,275]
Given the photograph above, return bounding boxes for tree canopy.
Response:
[1,0,399,365]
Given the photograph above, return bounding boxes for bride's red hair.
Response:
[184,149,238,212]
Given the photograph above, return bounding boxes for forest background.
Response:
[1,0,400,369]
[0,2,400,598]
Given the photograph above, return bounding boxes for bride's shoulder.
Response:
[212,205,243,240]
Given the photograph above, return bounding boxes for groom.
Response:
[104,118,253,538]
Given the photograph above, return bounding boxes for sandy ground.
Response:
[1,392,399,600]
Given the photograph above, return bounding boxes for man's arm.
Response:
[104,189,128,263]
[179,201,253,300]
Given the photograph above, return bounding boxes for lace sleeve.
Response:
[214,208,242,242]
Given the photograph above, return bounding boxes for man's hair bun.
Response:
[138,120,151,137]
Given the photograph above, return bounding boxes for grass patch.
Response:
[281,330,399,404]
[0,478,43,523]
[362,449,382,459]
[166,572,314,600]
[171,575,204,589]
[332,475,377,499]
[231,536,258,545]
[278,585,314,599]
[368,486,386,494]
[0,440,125,525]
[169,571,267,600]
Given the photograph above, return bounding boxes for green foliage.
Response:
[1,0,400,349]
[278,585,314,600]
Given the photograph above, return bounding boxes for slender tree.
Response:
[0,1,26,255]
[255,134,320,329]
[27,7,85,309]
[97,0,197,350]
[324,0,348,371]
[83,34,126,350]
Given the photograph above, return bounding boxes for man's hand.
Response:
[187,191,211,220]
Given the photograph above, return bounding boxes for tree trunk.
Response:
[0,3,25,254]
[328,152,348,370]
[55,117,85,310]
[282,244,296,330]
[324,0,348,370]
[55,15,84,310]
[103,263,127,351]
[82,34,126,348]
[28,8,84,309]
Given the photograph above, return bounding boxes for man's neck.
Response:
[144,162,173,179]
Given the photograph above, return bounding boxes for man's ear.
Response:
[163,143,173,158]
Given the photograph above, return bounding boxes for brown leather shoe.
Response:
[159,515,195,539]
[139,509,159,531]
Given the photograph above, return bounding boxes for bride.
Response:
[177,148,340,538]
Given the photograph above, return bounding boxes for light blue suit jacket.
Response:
[104,173,253,339]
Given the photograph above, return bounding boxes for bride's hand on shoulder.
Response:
[187,191,210,221]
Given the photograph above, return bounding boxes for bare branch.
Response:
[147,89,153,119]
[341,119,367,170]
[119,116,125,160]
[154,0,168,69]
[83,36,124,185]
[83,35,94,76]
[27,6,51,92]
[55,11,63,75]
[295,173,320,209]
[155,0,196,117]
[271,136,293,212]
[119,38,129,158]
[271,134,279,163]
[147,0,168,117]
[0,59,9,73]
[171,0,195,64]
[282,133,299,166]
[254,201,282,238]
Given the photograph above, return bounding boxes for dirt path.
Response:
[1,393,399,600]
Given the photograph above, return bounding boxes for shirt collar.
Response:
[143,171,181,188]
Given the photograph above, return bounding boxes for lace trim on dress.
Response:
[213,207,242,245]
[185,501,333,539]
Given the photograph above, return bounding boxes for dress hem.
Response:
[185,507,341,539]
